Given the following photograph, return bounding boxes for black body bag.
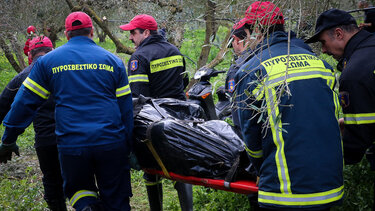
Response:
[132,95,255,181]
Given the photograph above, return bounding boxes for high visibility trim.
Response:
[69,190,98,207]
[333,92,341,119]
[344,113,375,124]
[245,146,263,158]
[266,70,333,87]
[116,84,131,97]
[129,74,149,83]
[150,55,184,73]
[23,77,50,99]
[266,88,291,194]
[252,70,334,101]
[258,185,344,206]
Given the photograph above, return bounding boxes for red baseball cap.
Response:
[119,14,158,31]
[65,12,93,32]
[29,36,53,51]
[27,25,36,34]
[233,18,248,30]
[244,1,284,25]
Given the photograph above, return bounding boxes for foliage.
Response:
[193,187,251,210]
[332,158,375,211]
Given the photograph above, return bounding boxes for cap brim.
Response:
[119,24,136,31]
[305,32,321,43]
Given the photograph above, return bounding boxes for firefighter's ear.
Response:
[144,29,151,37]
[64,31,70,40]
[90,28,94,38]
[334,28,344,40]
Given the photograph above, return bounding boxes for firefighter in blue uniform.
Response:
[119,14,193,211]
[306,8,375,209]
[0,36,66,211]
[0,12,133,211]
[235,2,344,210]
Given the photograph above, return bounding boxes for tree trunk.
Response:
[0,37,22,73]
[8,34,27,70]
[65,0,135,55]
[197,0,218,69]
[186,28,231,90]
[149,0,185,48]
[95,21,107,43]
[43,22,64,48]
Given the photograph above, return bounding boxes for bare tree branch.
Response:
[0,37,22,73]
[65,0,135,54]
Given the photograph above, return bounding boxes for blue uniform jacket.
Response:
[2,36,133,149]
[235,31,344,209]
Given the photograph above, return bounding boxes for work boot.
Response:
[174,182,193,211]
[46,198,67,211]
[146,183,163,211]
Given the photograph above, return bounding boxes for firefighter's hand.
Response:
[339,118,345,134]
[359,23,372,29]
[0,143,20,164]
[256,176,260,186]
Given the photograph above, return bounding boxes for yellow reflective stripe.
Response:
[252,83,265,101]
[258,185,344,206]
[128,74,149,83]
[150,55,184,73]
[253,54,334,99]
[265,88,291,194]
[69,190,98,207]
[333,92,341,119]
[245,145,263,158]
[23,77,50,99]
[116,84,131,97]
[265,70,334,88]
[344,113,375,124]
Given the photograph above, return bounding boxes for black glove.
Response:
[0,143,20,164]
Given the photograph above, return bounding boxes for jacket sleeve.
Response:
[116,61,134,142]
[0,71,29,123]
[341,77,375,164]
[235,69,264,175]
[2,61,48,145]
[127,54,151,97]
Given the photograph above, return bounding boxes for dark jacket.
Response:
[226,48,254,128]
[338,29,375,164]
[127,34,186,100]
[0,57,56,147]
[235,31,343,210]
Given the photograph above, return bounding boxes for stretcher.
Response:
[144,168,258,195]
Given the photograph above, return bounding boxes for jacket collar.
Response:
[337,30,373,71]
[255,31,288,53]
[68,36,96,45]
[342,30,373,62]
[139,34,166,48]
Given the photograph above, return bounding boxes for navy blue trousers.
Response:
[58,141,132,211]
